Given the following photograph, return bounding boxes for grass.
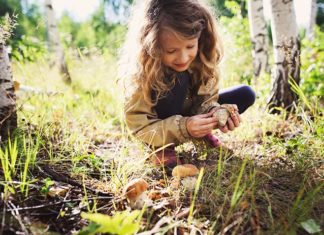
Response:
[0,49,323,234]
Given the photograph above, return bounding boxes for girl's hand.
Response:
[186,111,218,138]
[218,109,241,133]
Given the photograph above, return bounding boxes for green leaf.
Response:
[80,210,141,235]
[300,219,322,234]
[78,222,101,235]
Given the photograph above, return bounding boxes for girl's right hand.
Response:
[186,111,218,138]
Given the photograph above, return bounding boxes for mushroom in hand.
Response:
[212,104,237,127]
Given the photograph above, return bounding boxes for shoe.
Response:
[204,133,234,156]
[150,147,182,169]
[204,133,223,147]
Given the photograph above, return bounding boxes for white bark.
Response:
[307,0,317,39]
[268,0,301,112]
[0,43,17,140]
[248,0,269,78]
[45,0,71,84]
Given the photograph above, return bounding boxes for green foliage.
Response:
[79,210,142,235]
[220,12,253,85]
[58,9,126,56]
[300,27,324,98]
[0,0,22,42]
[10,36,47,61]
[0,14,17,43]
[1,1,46,60]
[209,0,247,18]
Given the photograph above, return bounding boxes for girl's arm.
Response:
[124,88,191,148]
[191,77,221,115]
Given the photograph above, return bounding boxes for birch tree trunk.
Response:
[306,0,317,39]
[45,0,72,84]
[267,0,301,113]
[248,0,269,78]
[0,43,17,141]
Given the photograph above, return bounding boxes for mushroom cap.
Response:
[221,104,236,115]
[123,178,149,201]
[213,108,230,127]
[212,104,237,127]
[172,164,199,178]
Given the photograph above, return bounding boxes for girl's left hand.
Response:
[219,106,241,133]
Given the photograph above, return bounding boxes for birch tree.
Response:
[248,0,269,78]
[45,0,71,84]
[267,0,300,113]
[306,0,317,39]
[0,30,17,141]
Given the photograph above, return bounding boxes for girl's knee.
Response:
[241,85,256,107]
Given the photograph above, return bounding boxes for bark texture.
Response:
[45,0,72,84]
[248,0,269,78]
[307,0,317,39]
[267,0,301,113]
[0,43,17,141]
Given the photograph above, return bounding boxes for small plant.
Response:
[20,134,40,196]
[188,167,205,225]
[40,177,55,195]
[0,139,18,197]
[230,158,247,209]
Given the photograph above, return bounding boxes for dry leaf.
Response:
[148,190,162,201]
[48,185,70,197]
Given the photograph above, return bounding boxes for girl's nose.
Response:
[178,52,189,63]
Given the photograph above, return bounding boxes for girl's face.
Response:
[159,30,199,72]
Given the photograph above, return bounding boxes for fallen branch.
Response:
[5,196,113,212]
[7,201,29,234]
[37,165,113,197]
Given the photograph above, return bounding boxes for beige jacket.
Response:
[124,74,220,148]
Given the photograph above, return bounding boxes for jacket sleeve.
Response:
[124,87,191,148]
[190,77,221,115]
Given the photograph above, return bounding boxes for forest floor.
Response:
[0,56,323,235]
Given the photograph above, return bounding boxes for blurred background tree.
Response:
[0,0,46,61]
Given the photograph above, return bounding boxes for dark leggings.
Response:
[218,84,256,114]
[154,84,256,118]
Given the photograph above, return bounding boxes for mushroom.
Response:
[171,164,200,190]
[123,178,152,209]
[212,104,237,127]
[172,164,199,178]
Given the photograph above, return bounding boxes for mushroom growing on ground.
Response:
[123,178,152,209]
[212,104,236,127]
[172,164,200,190]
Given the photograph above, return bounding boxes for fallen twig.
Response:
[7,201,29,235]
[219,216,244,235]
[37,165,113,197]
[137,216,180,235]
[5,196,113,212]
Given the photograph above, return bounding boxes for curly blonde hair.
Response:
[119,0,223,106]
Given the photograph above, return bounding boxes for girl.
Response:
[119,0,255,168]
